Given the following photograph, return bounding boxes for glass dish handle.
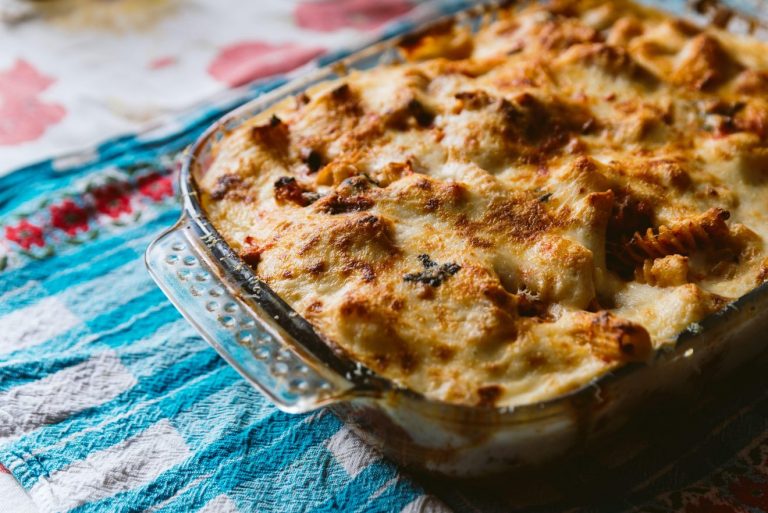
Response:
[145,218,354,413]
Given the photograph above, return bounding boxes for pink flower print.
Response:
[0,60,66,145]
[294,0,412,32]
[207,42,324,88]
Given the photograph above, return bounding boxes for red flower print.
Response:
[294,0,412,32]
[50,200,89,235]
[0,60,66,146]
[92,184,132,218]
[5,220,45,250]
[730,476,768,509]
[207,42,324,88]
[137,173,174,201]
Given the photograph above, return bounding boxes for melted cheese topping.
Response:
[200,0,768,407]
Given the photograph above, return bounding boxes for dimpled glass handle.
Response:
[145,219,354,413]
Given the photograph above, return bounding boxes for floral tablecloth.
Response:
[0,0,419,175]
[1,1,768,512]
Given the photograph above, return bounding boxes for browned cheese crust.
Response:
[200,0,768,407]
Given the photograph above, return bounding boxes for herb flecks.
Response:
[404,254,461,287]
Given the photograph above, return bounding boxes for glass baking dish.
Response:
[146,0,768,477]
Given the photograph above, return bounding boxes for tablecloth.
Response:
[0,0,428,176]
[1,1,768,512]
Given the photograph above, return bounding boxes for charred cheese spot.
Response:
[300,147,325,173]
[307,261,326,275]
[239,236,272,269]
[432,344,456,361]
[239,247,262,268]
[251,115,290,156]
[273,176,319,206]
[201,0,768,408]
[316,193,374,215]
[587,311,652,362]
[476,384,504,407]
[482,196,557,241]
[210,174,243,200]
[387,97,437,129]
[330,214,397,255]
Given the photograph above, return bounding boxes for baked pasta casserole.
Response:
[200,0,768,408]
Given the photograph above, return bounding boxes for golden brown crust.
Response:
[200,0,768,407]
